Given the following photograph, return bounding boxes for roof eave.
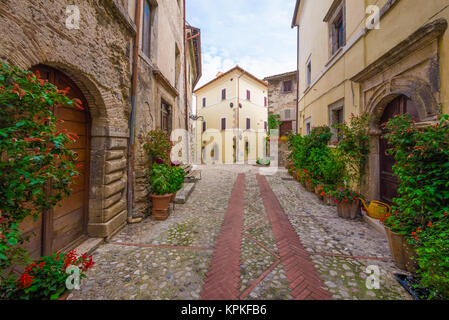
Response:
[291,0,301,28]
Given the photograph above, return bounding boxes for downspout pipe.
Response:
[127,0,143,223]
[183,0,190,164]
[295,26,300,134]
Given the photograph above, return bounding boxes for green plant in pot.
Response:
[168,165,185,202]
[148,164,174,220]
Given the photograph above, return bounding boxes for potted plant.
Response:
[331,187,362,220]
[148,163,174,220]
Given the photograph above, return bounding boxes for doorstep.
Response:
[362,212,387,237]
[73,237,104,255]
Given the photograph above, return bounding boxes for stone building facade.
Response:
[264,71,298,137]
[264,71,298,168]
[291,0,448,203]
[0,0,201,256]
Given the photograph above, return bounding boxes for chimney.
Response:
[216,72,223,78]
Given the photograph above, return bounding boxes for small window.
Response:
[264,121,268,132]
[202,121,206,133]
[246,90,251,101]
[305,118,312,135]
[246,118,251,130]
[329,101,344,142]
[283,80,293,93]
[306,60,312,87]
[142,0,152,58]
[222,89,226,100]
[285,109,291,119]
[326,0,346,56]
[264,97,268,107]
[221,118,226,131]
[202,97,206,107]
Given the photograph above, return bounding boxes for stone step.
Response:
[185,169,201,182]
[74,237,104,255]
[174,182,196,204]
[181,164,193,174]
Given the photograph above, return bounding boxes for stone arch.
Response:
[31,60,110,125]
[366,75,439,130]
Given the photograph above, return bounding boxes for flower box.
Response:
[336,200,360,220]
[385,227,418,272]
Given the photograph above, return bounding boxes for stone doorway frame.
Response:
[350,19,447,201]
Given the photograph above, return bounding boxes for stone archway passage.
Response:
[21,65,91,258]
[379,95,419,204]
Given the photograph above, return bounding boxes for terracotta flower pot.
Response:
[305,181,314,193]
[323,195,336,206]
[151,193,173,221]
[385,227,418,272]
[336,200,360,220]
[315,184,324,200]
[171,192,178,203]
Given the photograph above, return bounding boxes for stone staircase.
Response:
[174,164,201,204]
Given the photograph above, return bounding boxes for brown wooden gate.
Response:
[20,65,91,258]
[379,95,419,204]
[280,121,293,137]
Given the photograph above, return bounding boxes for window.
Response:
[246,90,251,101]
[284,109,291,120]
[264,97,268,107]
[264,121,268,132]
[221,118,226,131]
[175,45,181,88]
[221,88,227,100]
[283,80,293,93]
[202,121,206,133]
[142,0,152,58]
[329,100,344,143]
[202,97,206,108]
[161,101,172,134]
[246,118,251,130]
[305,118,312,135]
[306,59,312,87]
[324,0,346,56]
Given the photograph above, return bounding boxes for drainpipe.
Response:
[127,0,143,224]
[183,0,190,164]
[295,26,300,134]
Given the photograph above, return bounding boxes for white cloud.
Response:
[187,0,297,89]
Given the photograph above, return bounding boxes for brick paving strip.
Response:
[200,173,246,300]
[256,174,332,300]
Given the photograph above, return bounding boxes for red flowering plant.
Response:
[143,130,173,165]
[1,63,80,292]
[330,187,363,204]
[381,114,449,299]
[6,250,95,300]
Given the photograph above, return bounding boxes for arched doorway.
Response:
[22,65,91,258]
[379,95,419,204]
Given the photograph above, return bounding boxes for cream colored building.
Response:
[292,0,448,202]
[193,66,268,164]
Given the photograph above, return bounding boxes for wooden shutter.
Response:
[202,121,206,132]
[246,118,250,130]
[221,118,226,130]
[142,0,151,57]
[264,97,267,107]
[202,97,206,107]
[222,89,226,100]
[246,90,251,101]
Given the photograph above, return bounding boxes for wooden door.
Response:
[280,121,293,137]
[379,95,419,204]
[21,65,90,258]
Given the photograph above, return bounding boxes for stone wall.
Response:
[0,0,135,239]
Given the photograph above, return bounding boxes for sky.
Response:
[187,0,298,89]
